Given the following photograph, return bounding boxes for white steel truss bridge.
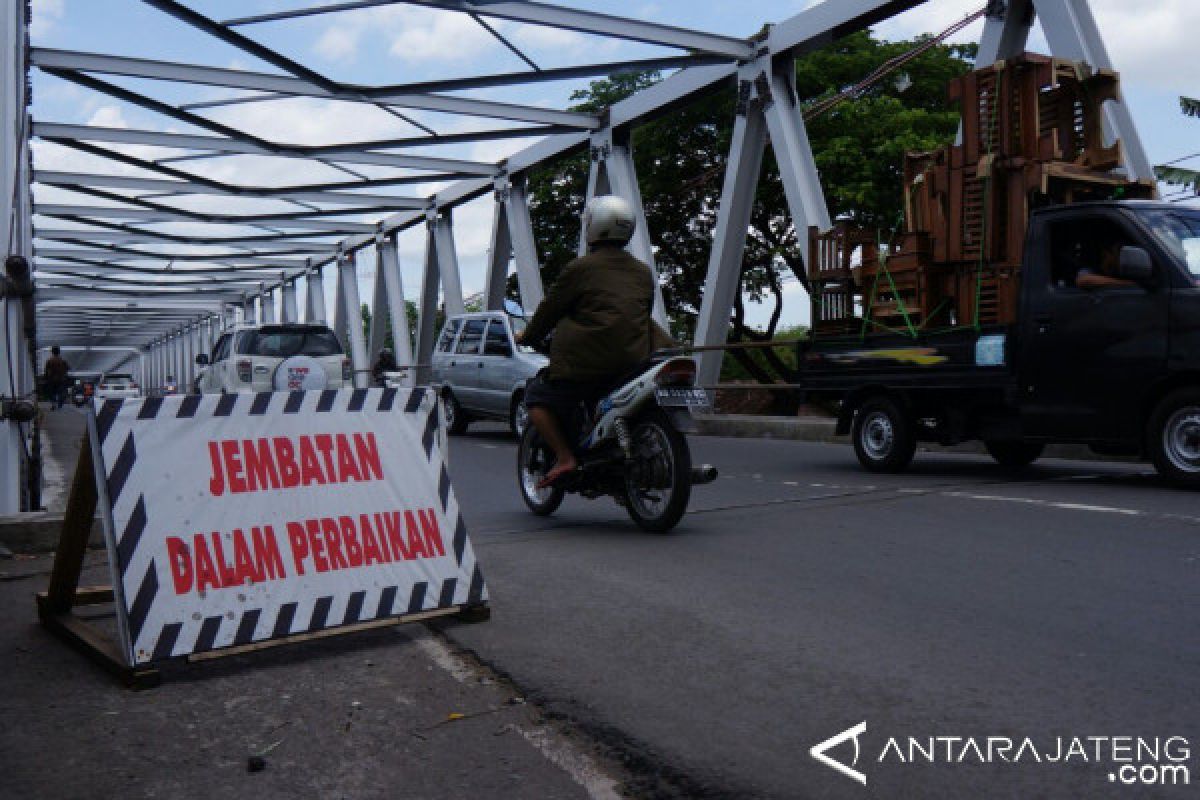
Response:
[0,0,1150,512]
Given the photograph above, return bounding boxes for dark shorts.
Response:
[524,372,609,428]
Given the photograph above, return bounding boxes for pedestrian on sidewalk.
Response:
[43,346,69,410]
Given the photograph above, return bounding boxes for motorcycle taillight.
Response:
[655,358,697,387]
[237,359,253,382]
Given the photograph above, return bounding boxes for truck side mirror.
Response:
[195,353,210,366]
[1118,246,1153,281]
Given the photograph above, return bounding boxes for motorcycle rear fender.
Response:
[665,408,697,433]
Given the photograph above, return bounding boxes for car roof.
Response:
[230,321,333,331]
[448,311,509,322]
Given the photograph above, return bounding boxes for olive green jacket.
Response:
[522,245,674,382]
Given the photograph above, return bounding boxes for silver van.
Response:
[431,311,547,436]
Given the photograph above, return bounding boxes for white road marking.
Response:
[943,491,1144,516]
[409,628,623,800]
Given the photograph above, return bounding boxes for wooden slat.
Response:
[44,435,98,615]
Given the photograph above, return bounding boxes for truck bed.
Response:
[795,325,1015,392]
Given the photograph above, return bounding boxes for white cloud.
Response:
[875,0,1198,93]
[85,105,128,129]
[29,0,64,39]
[315,25,362,63]
[386,8,497,64]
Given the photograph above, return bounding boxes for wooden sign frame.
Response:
[37,395,489,688]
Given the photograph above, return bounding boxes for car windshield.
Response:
[239,326,343,357]
[103,374,132,386]
[1142,209,1200,282]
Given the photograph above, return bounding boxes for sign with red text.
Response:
[87,387,486,666]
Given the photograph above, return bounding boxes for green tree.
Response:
[524,30,973,397]
[1155,96,1200,196]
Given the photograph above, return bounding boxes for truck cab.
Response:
[1016,203,1200,446]
[805,201,1200,485]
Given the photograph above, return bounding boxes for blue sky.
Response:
[29,0,1200,329]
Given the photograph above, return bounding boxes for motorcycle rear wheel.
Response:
[622,409,692,533]
[517,425,565,516]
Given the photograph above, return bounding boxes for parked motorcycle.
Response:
[516,356,717,532]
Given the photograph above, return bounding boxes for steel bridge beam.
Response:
[229,1,756,60]
[33,123,498,175]
[32,49,602,129]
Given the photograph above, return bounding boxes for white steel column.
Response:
[281,276,299,322]
[694,76,770,392]
[487,175,544,314]
[182,324,195,388]
[338,252,370,389]
[242,295,256,325]
[306,266,327,323]
[201,316,215,360]
[1,1,31,513]
[975,0,1034,65]
[381,238,411,354]
[431,211,465,317]
[260,286,277,324]
[378,234,414,383]
[764,60,832,237]
[1031,0,1152,180]
[484,181,513,312]
[415,223,442,386]
[332,257,348,347]
[368,248,388,363]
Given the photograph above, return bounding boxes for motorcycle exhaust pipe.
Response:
[690,465,718,485]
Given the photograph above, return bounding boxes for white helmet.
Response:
[583,195,636,247]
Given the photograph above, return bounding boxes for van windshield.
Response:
[239,326,343,357]
[1143,209,1200,281]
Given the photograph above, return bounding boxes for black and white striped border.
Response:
[94,388,486,664]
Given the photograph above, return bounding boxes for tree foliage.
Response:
[523,30,974,394]
[1154,96,1200,196]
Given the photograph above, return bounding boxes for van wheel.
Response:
[1148,388,1200,488]
[852,397,916,473]
[509,392,529,438]
[442,391,469,435]
[985,440,1044,469]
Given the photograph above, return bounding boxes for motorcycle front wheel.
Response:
[516,425,565,516]
[622,409,692,533]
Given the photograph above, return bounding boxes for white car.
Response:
[197,323,352,394]
[93,372,141,401]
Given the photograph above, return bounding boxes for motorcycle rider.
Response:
[517,195,673,488]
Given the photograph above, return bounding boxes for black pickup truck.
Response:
[797,201,1200,485]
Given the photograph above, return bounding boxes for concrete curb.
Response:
[0,513,103,555]
[694,414,1138,463]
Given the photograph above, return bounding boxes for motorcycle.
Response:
[516,355,717,532]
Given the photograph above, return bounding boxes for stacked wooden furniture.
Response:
[809,53,1155,336]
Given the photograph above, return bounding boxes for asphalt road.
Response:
[440,424,1200,799]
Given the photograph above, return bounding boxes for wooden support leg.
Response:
[37,434,159,688]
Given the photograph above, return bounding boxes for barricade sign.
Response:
[37,387,488,685]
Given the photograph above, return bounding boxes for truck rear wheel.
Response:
[984,440,1044,469]
[852,397,916,473]
[1148,388,1200,488]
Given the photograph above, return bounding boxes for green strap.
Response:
[861,224,918,340]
